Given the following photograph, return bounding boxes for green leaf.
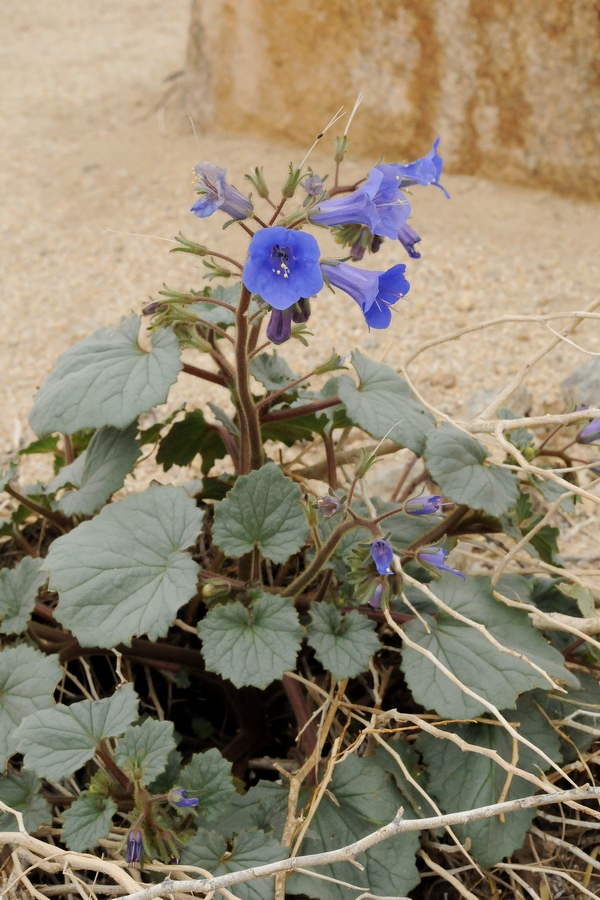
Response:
[61,791,118,851]
[337,350,435,454]
[148,749,182,793]
[0,770,52,832]
[425,423,519,516]
[212,464,309,564]
[48,424,141,516]
[307,604,380,679]
[560,583,596,618]
[401,575,578,718]
[157,410,227,475]
[0,645,62,766]
[526,522,561,565]
[14,683,139,780]
[199,593,304,689]
[178,748,236,821]
[417,692,562,866]
[19,435,60,456]
[45,484,203,648]
[0,462,18,492]
[29,317,182,436]
[0,557,47,634]
[287,754,420,900]
[114,719,176,786]
[531,472,576,513]
[182,828,288,900]
[207,781,288,839]
[534,673,600,761]
[250,352,298,391]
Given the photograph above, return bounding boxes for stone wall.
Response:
[184,0,600,199]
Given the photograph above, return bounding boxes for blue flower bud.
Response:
[266,307,293,345]
[170,788,199,808]
[417,546,465,579]
[404,495,442,516]
[369,583,384,609]
[292,298,311,323]
[125,828,143,867]
[302,173,325,196]
[577,418,600,444]
[371,539,394,575]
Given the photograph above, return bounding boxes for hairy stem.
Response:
[4,485,71,531]
[235,285,263,473]
[282,519,362,597]
[181,362,229,388]
[260,396,340,424]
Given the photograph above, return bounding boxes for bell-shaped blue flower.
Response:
[378,138,450,199]
[404,495,442,515]
[191,162,254,220]
[321,261,410,330]
[311,168,411,240]
[397,223,422,258]
[243,226,323,310]
[371,539,394,575]
[578,418,600,444]
[417,546,464,578]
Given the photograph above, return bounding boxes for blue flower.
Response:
[379,138,450,198]
[191,162,254,220]
[321,261,410,330]
[125,829,143,867]
[397,223,422,258]
[242,226,323,310]
[578,418,600,444]
[416,546,465,579]
[303,173,325,196]
[311,168,411,240]
[170,789,199,808]
[371,539,394,575]
[404,495,442,515]
[266,307,293,345]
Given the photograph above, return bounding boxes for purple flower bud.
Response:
[242,226,323,310]
[170,789,199,808]
[370,235,383,254]
[142,301,161,316]
[404,495,442,516]
[371,539,394,575]
[417,546,465,579]
[314,496,344,518]
[125,829,143,867]
[369,583,384,609]
[578,418,600,444]
[292,298,311,323]
[266,307,293,345]
[303,174,325,196]
[191,162,254,221]
[397,223,422,259]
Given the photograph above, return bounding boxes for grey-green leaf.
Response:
[199,593,304,688]
[181,828,288,900]
[178,748,236,820]
[425,422,519,516]
[0,770,52,833]
[401,575,578,718]
[287,754,420,900]
[337,350,434,455]
[250,352,298,391]
[0,645,62,766]
[307,604,380,679]
[45,484,203,648]
[29,317,182,436]
[115,718,176,786]
[417,693,562,866]
[49,424,141,516]
[0,557,47,635]
[61,791,118,851]
[15,683,139,780]
[212,464,309,564]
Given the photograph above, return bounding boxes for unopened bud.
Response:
[245,166,270,199]
[282,163,303,199]
[142,301,161,316]
[170,232,209,257]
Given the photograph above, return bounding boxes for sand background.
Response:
[2,0,600,477]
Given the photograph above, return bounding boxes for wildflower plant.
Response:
[1,108,600,900]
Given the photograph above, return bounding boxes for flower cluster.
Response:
[189,141,448,344]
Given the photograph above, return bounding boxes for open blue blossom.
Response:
[191,162,254,220]
[243,226,323,310]
[417,546,465,579]
[577,417,600,444]
[397,223,422,258]
[404,495,442,515]
[170,789,199,808]
[266,307,293,344]
[371,539,394,575]
[125,829,143,867]
[378,138,450,198]
[311,168,411,240]
[321,261,409,330]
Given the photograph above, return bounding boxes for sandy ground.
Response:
[2,0,600,481]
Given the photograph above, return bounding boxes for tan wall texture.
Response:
[184,0,600,199]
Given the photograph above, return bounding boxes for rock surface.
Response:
[185,0,600,199]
